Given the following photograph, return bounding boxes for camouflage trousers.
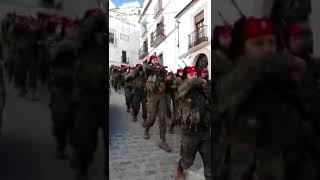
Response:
[179,131,212,180]
[124,87,132,110]
[50,93,73,151]
[70,105,105,174]
[145,93,168,140]
[131,89,147,119]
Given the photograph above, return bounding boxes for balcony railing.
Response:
[139,45,149,59]
[151,24,165,47]
[188,25,208,49]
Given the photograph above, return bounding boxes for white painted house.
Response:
[109,0,141,67]
[138,0,180,72]
[175,0,211,79]
[138,0,211,75]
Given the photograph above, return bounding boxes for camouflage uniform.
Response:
[177,77,212,180]
[168,75,183,133]
[124,71,133,112]
[131,65,147,123]
[69,11,107,178]
[48,39,77,158]
[144,61,171,152]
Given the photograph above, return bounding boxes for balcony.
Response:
[139,46,149,59]
[188,25,208,49]
[150,25,165,48]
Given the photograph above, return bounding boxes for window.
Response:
[109,32,115,44]
[195,10,204,30]
[120,33,129,41]
[122,51,127,63]
[194,10,204,40]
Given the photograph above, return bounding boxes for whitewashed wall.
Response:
[177,0,211,77]
[109,15,140,66]
[139,0,180,72]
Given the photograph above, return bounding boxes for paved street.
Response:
[0,75,105,180]
[109,89,205,180]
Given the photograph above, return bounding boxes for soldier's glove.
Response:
[188,78,203,88]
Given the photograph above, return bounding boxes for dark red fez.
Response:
[287,23,302,37]
[199,68,208,74]
[243,17,273,41]
[215,25,232,38]
[177,69,183,74]
[185,66,197,74]
[150,55,158,60]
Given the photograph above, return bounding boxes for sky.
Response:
[112,0,141,7]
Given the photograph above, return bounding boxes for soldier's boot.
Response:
[142,118,147,128]
[126,106,130,112]
[132,116,138,122]
[175,163,185,180]
[159,139,171,152]
[168,125,174,134]
[143,129,150,139]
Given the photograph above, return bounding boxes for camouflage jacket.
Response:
[178,78,211,132]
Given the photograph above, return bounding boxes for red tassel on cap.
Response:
[216,25,232,38]
[243,17,273,41]
[199,68,207,74]
[185,66,196,74]
[287,23,301,37]
[150,55,158,60]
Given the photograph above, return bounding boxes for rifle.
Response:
[230,0,246,18]
[182,60,187,67]
[217,10,229,25]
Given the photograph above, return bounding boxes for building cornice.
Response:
[175,0,199,19]
[139,0,152,23]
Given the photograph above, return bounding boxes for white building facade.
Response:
[139,0,180,72]
[109,1,141,67]
[138,0,211,75]
[175,0,211,79]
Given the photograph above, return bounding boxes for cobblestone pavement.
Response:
[109,89,205,180]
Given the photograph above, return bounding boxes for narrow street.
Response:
[0,75,105,180]
[109,88,205,180]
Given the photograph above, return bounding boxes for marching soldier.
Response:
[124,67,134,112]
[214,16,319,180]
[48,39,77,159]
[175,66,211,180]
[69,9,107,179]
[168,69,183,134]
[131,63,147,125]
[143,55,171,152]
